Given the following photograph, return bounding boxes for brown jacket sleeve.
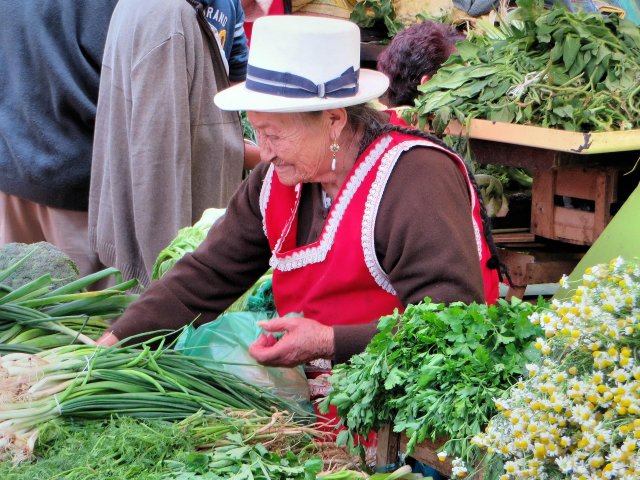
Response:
[109,163,272,341]
[333,147,485,363]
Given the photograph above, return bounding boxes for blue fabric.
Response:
[198,0,249,81]
[559,0,600,12]
[0,0,118,210]
[604,0,640,24]
[246,65,359,98]
[453,0,499,16]
[412,461,446,479]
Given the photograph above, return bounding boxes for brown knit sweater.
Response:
[108,143,485,363]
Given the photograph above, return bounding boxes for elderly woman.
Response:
[97,15,490,369]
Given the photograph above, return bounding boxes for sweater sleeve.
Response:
[228,0,249,82]
[128,33,195,284]
[108,164,272,342]
[333,147,486,363]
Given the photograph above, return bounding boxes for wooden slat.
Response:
[531,168,556,240]
[376,425,400,471]
[533,166,619,245]
[494,232,536,244]
[553,207,595,245]
[555,167,617,201]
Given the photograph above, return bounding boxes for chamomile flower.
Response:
[473,258,640,480]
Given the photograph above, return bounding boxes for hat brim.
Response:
[214,69,390,113]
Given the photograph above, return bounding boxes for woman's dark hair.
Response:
[377,21,464,107]
[344,105,509,283]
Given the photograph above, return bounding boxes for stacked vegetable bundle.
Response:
[322,298,544,475]
[412,0,640,133]
[0,411,332,479]
[0,243,139,353]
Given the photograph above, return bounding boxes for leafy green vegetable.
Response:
[0,417,196,479]
[152,208,226,280]
[0,266,138,353]
[411,0,640,133]
[0,411,329,480]
[321,298,545,466]
[349,0,404,39]
[0,339,311,462]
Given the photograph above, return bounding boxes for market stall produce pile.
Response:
[322,298,545,476]
[412,0,640,134]
[323,258,640,479]
[0,244,312,477]
[0,243,387,479]
[0,244,138,354]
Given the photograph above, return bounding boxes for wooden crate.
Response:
[376,425,484,479]
[499,247,584,300]
[531,165,619,246]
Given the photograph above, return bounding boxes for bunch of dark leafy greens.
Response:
[321,298,545,466]
[410,0,640,133]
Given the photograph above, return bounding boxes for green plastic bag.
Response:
[175,311,311,406]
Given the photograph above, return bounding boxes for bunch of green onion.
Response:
[0,338,310,463]
[0,267,138,354]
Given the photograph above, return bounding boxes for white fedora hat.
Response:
[214,15,390,113]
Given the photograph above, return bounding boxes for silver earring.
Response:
[330,141,340,172]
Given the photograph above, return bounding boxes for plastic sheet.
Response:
[175,310,311,406]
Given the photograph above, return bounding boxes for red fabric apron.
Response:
[260,131,492,441]
[386,111,500,304]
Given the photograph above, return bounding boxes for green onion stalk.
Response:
[0,268,139,354]
[0,338,312,463]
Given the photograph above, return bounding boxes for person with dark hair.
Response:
[96,14,488,363]
[376,20,502,305]
[377,20,465,108]
[95,18,498,460]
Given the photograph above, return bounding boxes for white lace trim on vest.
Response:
[362,139,484,293]
[259,165,275,237]
[267,135,393,271]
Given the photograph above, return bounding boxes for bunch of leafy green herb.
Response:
[0,417,196,480]
[411,0,640,133]
[321,298,545,465]
[152,208,225,280]
[1,412,326,480]
[164,438,323,480]
[349,0,403,39]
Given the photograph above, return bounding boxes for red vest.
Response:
[261,131,494,328]
[261,131,492,443]
[385,113,500,304]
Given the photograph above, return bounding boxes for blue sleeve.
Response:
[228,0,248,82]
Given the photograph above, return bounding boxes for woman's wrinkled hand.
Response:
[249,316,334,368]
[95,331,120,347]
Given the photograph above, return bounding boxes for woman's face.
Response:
[248,111,331,186]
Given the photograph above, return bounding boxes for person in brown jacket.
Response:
[97,15,486,369]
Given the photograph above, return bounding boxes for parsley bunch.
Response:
[321,298,544,466]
